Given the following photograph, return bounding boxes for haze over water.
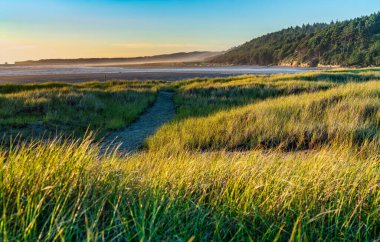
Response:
[0,66,313,76]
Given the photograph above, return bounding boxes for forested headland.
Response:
[210,12,380,67]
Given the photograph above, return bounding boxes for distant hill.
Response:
[15,51,222,66]
[210,12,380,67]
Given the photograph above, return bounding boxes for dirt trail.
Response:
[102,92,175,154]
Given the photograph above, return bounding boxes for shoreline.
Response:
[0,72,238,84]
[0,65,320,84]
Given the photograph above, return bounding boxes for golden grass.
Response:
[149,80,380,153]
[1,69,380,240]
[1,137,379,240]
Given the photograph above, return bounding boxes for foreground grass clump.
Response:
[1,138,379,241]
[0,81,159,139]
[149,80,380,152]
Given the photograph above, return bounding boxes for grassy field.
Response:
[149,80,380,152]
[0,81,159,140]
[1,69,380,241]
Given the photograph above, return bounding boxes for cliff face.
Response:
[210,12,380,67]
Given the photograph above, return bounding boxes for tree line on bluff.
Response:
[210,12,380,67]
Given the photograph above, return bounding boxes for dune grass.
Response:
[0,81,159,140]
[1,137,379,241]
[1,70,380,241]
[326,67,380,73]
[171,75,338,119]
[149,80,380,153]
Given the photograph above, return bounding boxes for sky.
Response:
[1,0,379,63]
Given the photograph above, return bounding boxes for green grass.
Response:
[148,81,380,152]
[0,81,159,140]
[326,67,380,73]
[1,138,379,241]
[171,75,338,119]
[1,70,380,241]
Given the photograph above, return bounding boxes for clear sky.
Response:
[1,0,379,63]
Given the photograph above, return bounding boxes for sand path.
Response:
[102,91,175,154]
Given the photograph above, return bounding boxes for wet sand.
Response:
[0,72,240,84]
[0,66,317,84]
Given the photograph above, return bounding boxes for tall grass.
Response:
[170,70,380,120]
[149,81,380,152]
[172,75,337,119]
[1,138,379,241]
[1,70,380,240]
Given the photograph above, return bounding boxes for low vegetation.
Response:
[0,81,159,139]
[1,69,380,241]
